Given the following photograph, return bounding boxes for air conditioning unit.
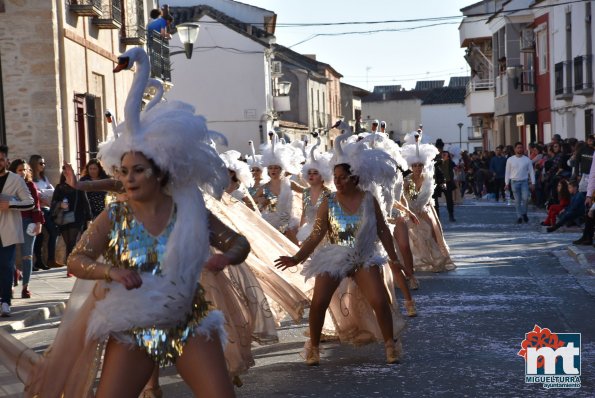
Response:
[271,61,282,75]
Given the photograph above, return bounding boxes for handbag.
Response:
[52,191,78,226]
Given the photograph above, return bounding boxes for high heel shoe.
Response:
[385,339,402,364]
[140,386,163,398]
[304,340,320,366]
[407,276,420,290]
[404,300,417,317]
[232,375,243,387]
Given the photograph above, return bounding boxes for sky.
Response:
[239,0,474,91]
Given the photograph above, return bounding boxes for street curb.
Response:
[567,245,595,274]
[1,302,66,333]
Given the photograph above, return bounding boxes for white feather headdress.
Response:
[401,140,439,168]
[301,136,333,184]
[330,120,400,215]
[246,140,269,183]
[261,131,303,175]
[220,150,254,188]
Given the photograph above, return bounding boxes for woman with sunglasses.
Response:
[29,155,61,270]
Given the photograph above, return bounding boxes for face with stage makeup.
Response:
[118,152,166,202]
[267,165,282,180]
[307,168,323,186]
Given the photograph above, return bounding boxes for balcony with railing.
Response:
[67,0,101,17]
[92,0,122,29]
[120,0,145,45]
[494,70,535,117]
[555,61,573,100]
[146,31,171,82]
[465,78,494,116]
[574,55,594,96]
[467,126,483,141]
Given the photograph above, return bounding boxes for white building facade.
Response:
[168,5,277,155]
[547,0,594,139]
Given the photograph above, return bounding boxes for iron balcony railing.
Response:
[574,54,594,92]
[147,30,171,82]
[67,0,102,16]
[92,0,122,29]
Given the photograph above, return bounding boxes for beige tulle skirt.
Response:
[325,265,406,345]
[207,194,311,324]
[407,205,455,272]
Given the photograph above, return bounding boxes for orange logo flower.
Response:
[518,325,565,369]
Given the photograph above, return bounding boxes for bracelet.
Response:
[104,266,113,283]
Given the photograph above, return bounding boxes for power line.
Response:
[288,21,461,48]
[181,0,587,28]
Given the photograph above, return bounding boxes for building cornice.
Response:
[63,29,118,62]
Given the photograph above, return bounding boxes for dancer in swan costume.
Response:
[297,135,333,243]
[401,134,456,273]
[275,121,406,366]
[246,140,269,198]
[363,126,422,298]
[220,149,258,212]
[0,47,251,398]
[256,132,305,244]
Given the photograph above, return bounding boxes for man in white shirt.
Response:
[505,142,535,224]
[0,146,34,316]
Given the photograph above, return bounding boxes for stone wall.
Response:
[0,0,61,177]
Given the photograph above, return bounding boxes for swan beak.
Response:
[113,56,130,73]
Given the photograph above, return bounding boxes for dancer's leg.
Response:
[309,274,342,347]
[392,217,414,277]
[353,266,394,342]
[96,338,155,398]
[176,333,235,398]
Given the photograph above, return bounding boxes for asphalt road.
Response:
[160,201,595,397]
[4,200,594,397]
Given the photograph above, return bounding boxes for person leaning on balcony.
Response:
[147,9,171,40]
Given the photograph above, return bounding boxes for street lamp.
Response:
[174,23,200,59]
[457,122,464,148]
[277,81,292,96]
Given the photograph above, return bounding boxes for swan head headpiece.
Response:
[401,141,439,168]
[261,131,303,175]
[301,135,333,185]
[98,48,229,198]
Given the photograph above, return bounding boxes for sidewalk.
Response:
[0,268,74,397]
[463,195,595,297]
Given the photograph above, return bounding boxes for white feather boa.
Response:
[296,222,313,243]
[301,192,386,280]
[407,172,435,214]
[86,185,211,341]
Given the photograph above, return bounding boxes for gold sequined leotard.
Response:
[104,202,213,367]
[327,192,363,248]
[404,175,421,204]
[262,185,278,213]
